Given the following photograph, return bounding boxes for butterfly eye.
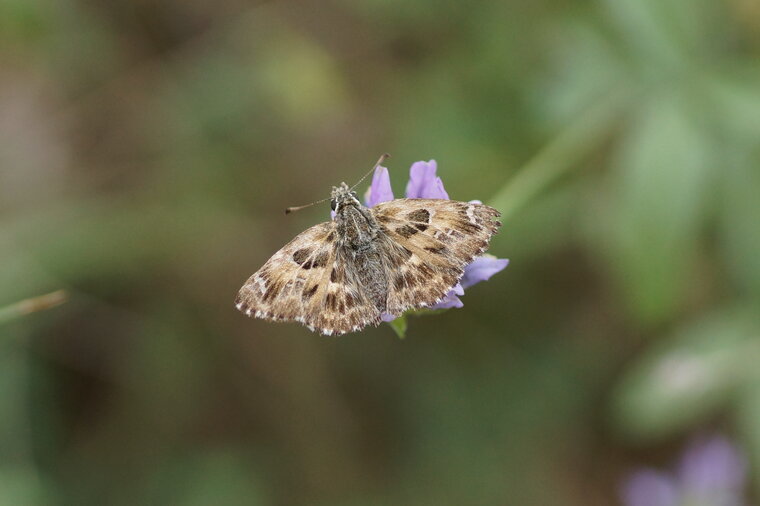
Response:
[330,199,337,211]
[350,191,358,199]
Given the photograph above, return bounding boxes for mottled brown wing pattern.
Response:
[235,221,381,335]
[371,199,501,317]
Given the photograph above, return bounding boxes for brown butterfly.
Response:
[236,159,501,335]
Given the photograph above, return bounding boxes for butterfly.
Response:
[235,163,501,335]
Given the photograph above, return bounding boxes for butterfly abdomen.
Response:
[350,248,389,313]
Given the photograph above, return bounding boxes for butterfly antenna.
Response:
[285,154,389,214]
[350,153,390,192]
[284,196,330,215]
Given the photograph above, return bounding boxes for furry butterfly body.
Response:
[236,182,501,335]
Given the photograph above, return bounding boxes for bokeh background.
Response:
[2,0,760,504]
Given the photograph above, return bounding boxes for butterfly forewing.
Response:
[235,221,381,335]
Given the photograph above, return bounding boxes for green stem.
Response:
[488,88,632,221]
[0,290,68,324]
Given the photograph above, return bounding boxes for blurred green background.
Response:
[2,0,760,504]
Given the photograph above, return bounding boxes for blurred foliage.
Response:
[1,0,760,504]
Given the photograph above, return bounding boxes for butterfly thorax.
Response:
[336,205,378,248]
[331,183,379,250]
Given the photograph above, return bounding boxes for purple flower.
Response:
[461,256,510,289]
[623,471,679,506]
[365,165,394,207]
[622,435,748,506]
[406,160,450,200]
[364,159,508,316]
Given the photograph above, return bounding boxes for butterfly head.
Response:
[330,182,361,213]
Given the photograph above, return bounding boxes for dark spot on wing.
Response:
[292,248,313,265]
[407,209,430,223]
[297,250,330,269]
[393,274,406,291]
[387,252,405,268]
[425,245,448,255]
[263,281,281,302]
[325,231,336,242]
[304,284,318,299]
[444,266,460,278]
[414,223,428,232]
[418,263,433,277]
[326,293,338,311]
[457,220,482,234]
[437,233,453,244]
[396,225,418,238]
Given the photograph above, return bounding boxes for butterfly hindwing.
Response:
[371,199,501,316]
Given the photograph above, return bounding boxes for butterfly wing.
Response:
[371,199,501,316]
[236,221,381,335]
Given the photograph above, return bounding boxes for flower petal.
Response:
[460,256,509,289]
[431,283,464,309]
[678,435,747,494]
[405,160,449,199]
[622,470,679,506]
[365,166,394,207]
[381,312,396,322]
